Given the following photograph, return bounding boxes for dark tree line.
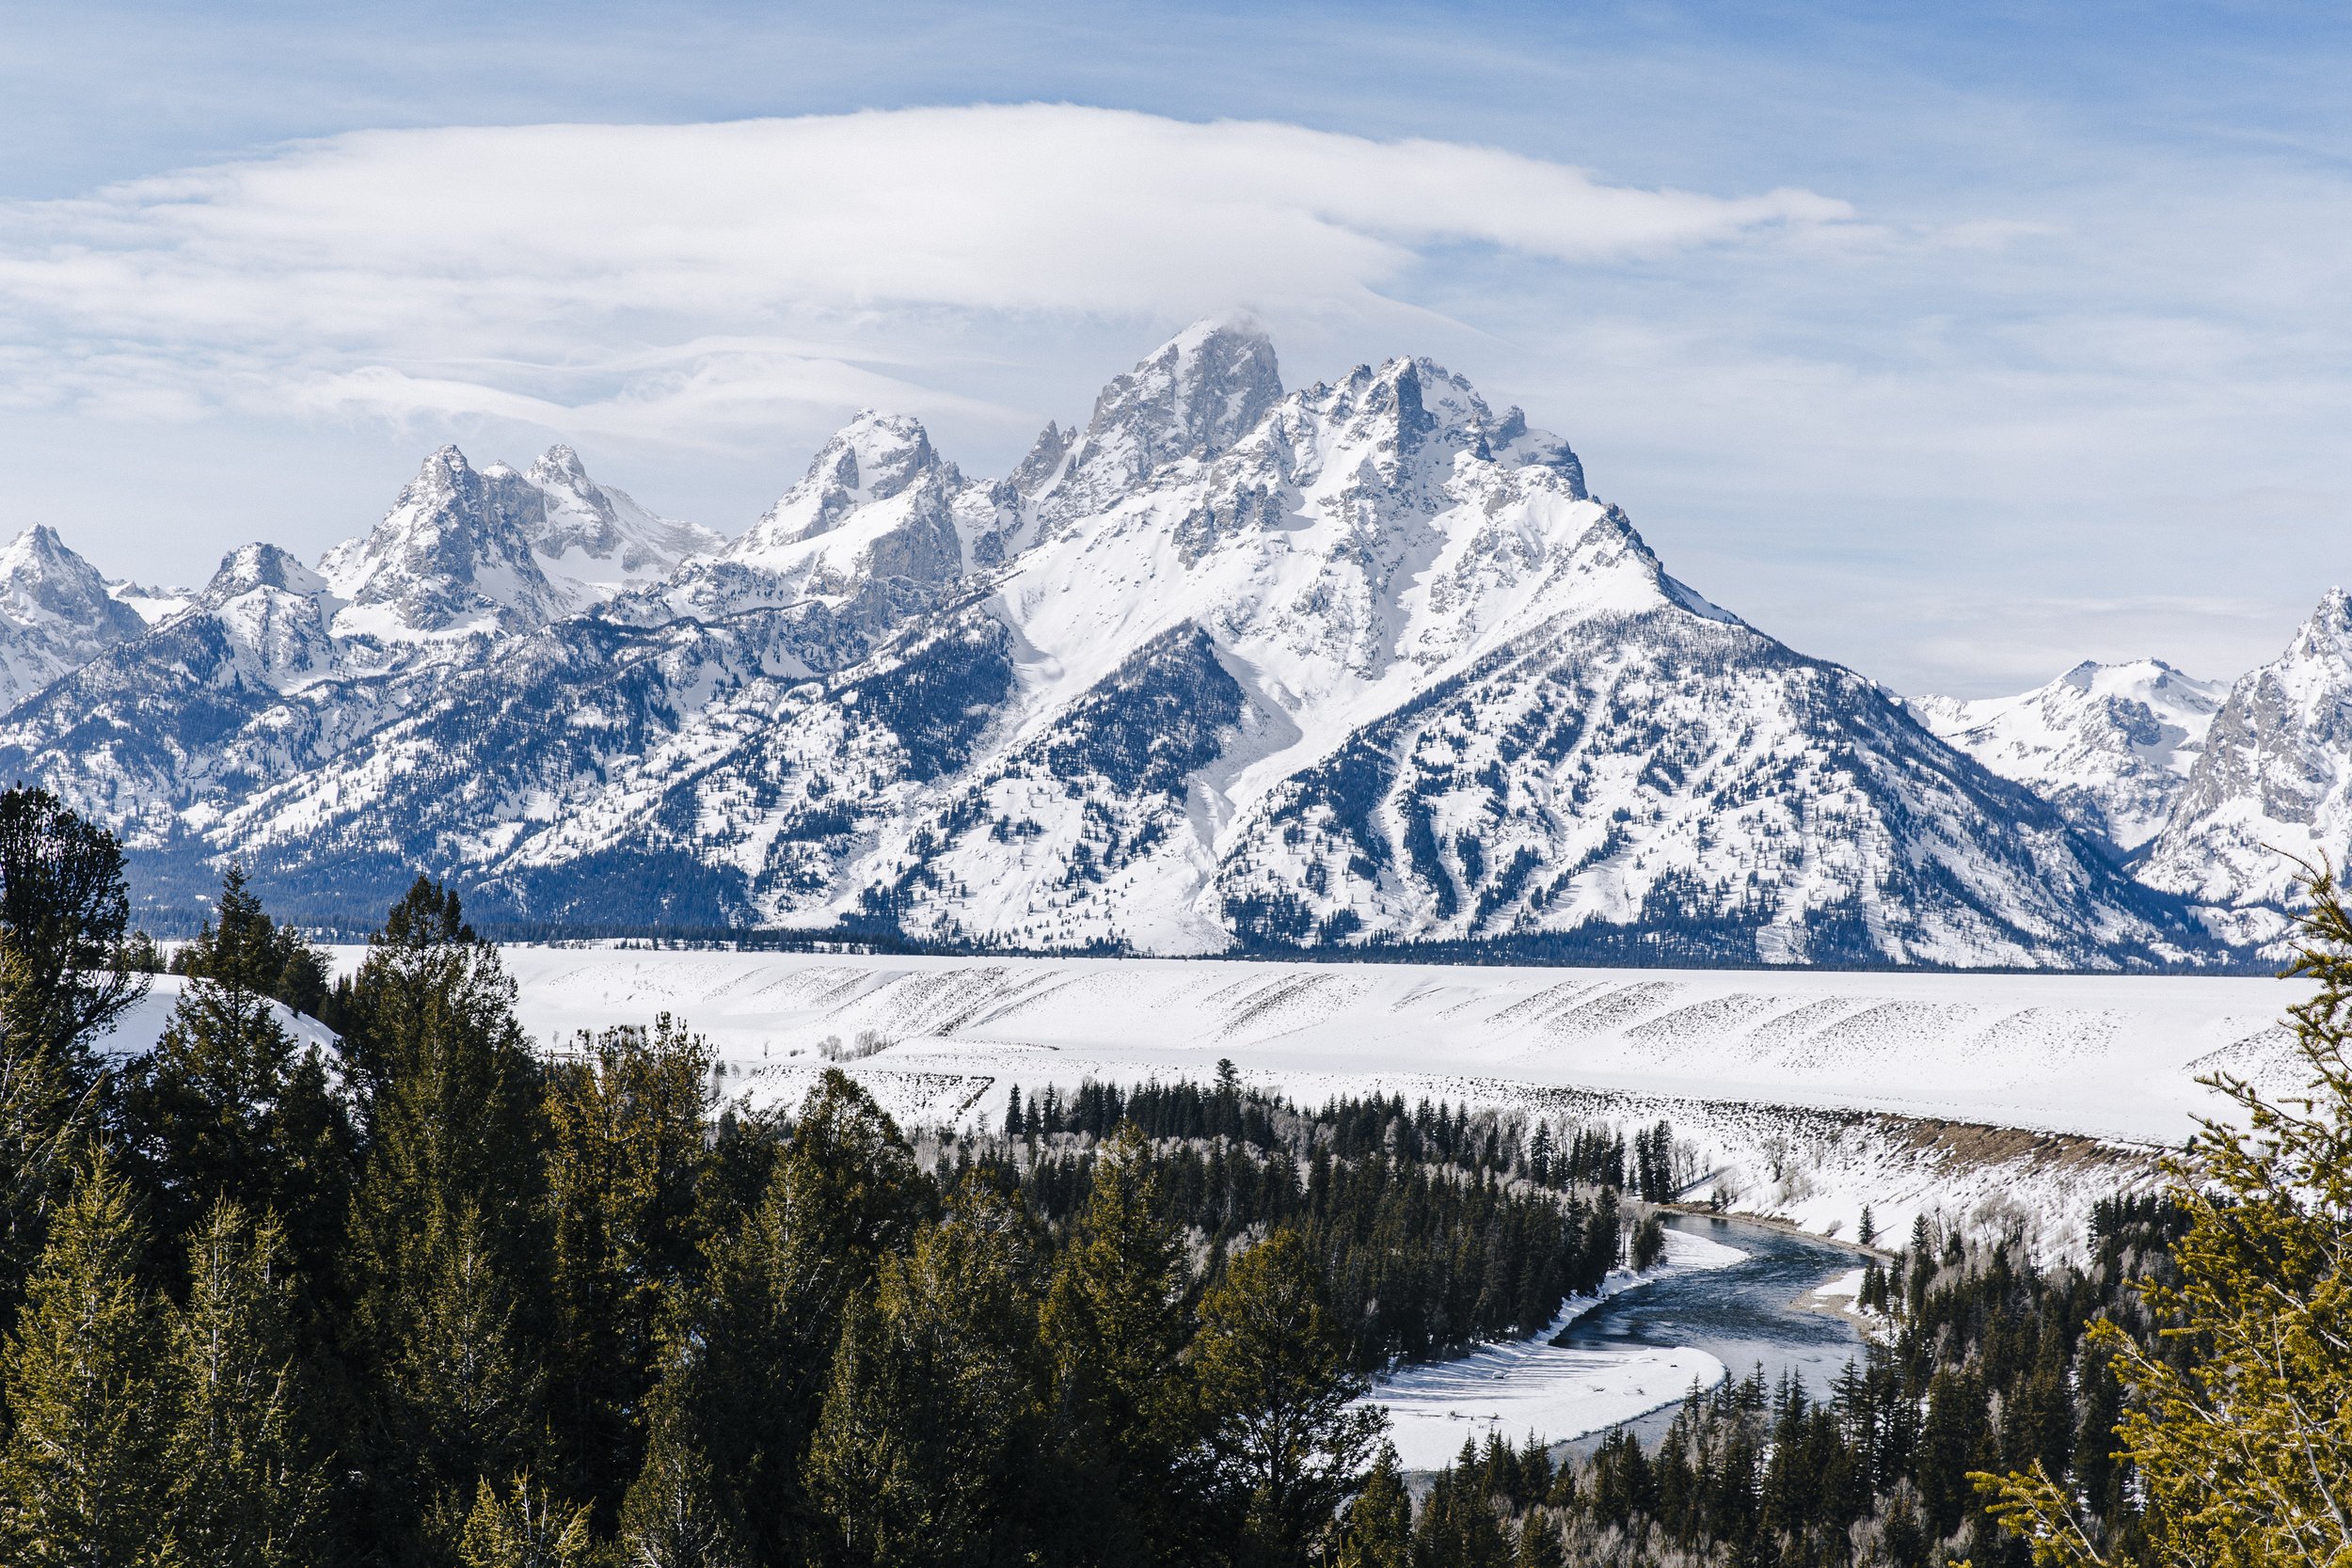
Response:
[970,1078,1628,1370]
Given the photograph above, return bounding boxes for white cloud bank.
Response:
[0,104,1848,438]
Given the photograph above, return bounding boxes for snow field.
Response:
[453,944,2310,1253]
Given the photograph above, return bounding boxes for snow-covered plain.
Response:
[449,944,2312,1253]
[482,946,2303,1144]
[1366,1227,1746,1469]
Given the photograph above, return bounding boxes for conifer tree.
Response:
[457,1473,592,1568]
[119,879,351,1267]
[159,1202,328,1568]
[543,1018,711,1519]
[0,790,143,1319]
[0,1148,166,1567]
[1191,1228,1383,1568]
[1039,1123,1197,1564]
[341,879,551,1556]
[1324,1447,1410,1568]
[167,866,331,1021]
[807,1187,1048,1567]
[1979,865,2352,1566]
[0,786,143,1074]
[646,1069,931,1565]
[1513,1508,1565,1568]
[400,1200,544,1545]
[615,1373,752,1568]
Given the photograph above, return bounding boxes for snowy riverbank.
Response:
[1363,1227,1749,1469]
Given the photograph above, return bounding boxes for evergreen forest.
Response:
[0,782,2347,1567]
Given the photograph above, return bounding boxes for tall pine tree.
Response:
[341,879,551,1564]
[806,1187,1049,1567]
[159,1201,330,1568]
[1039,1123,1198,1565]
[119,869,353,1274]
[0,1149,167,1567]
[0,790,144,1322]
[1191,1229,1383,1568]
[542,1017,711,1521]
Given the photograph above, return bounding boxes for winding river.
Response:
[1368,1211,1868,1468]
[1552,1212,1867,1451]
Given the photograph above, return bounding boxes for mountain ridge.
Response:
[0,323,2323,967]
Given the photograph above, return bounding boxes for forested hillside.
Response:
[0,782,2345,1566]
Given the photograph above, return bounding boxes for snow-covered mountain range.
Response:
[0,321,2334,966]
[1913,659,2228,852]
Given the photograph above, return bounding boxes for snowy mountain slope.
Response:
[505,444,722,604]
[2137,589,2352,946]
[772,336,2200,965]
[0,321,2244,966]
[0,542,419,878]
[1914,659,2226,852]
[104,578,198,627]
[0,525,151,710]
[1210,610,2196,967]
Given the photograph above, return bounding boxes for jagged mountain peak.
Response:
[511,444,720,595]
[1038,317,1284,519]
[0,524,155,711]
[734,412,953,558]
[202,542,328,605]
[319,444,565,641]
[0,524,143,629]
[2138,588,2352,946]
[524,442,590,486]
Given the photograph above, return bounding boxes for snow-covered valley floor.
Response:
[463,945,2306,1252]
[122,946,2295,1459]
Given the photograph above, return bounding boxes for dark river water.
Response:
[1553,1212,1867,1453]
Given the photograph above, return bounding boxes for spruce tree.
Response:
[1192,1228,1384,1568]
[1979,865,2352,1565]
[159,1202,329,1568]
[0,1148,167,1567]
[646,1069,931,1565]
[1325,1447,1410,1568]
[167,866,330,1020]
[615,1373,752,1568]
[119,924,334,1263]
[0,790,143,1320]
[806,1187,1047,1567]
[1039,1123,1197,1564]
[401,1200,543,1546]
[543,1018,711,1520]
[1513,1509,1565,1568]
[341,879,551,1558]
[456,1473,592,1568]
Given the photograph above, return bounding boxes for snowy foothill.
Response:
[98,973,341,1062]
[1363,1227,1748,1470]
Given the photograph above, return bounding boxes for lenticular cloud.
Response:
[0,104,1848,432]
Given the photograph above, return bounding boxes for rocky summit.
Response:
[0,322,2330,966]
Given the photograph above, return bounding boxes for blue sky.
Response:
[3,1,2348,693]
